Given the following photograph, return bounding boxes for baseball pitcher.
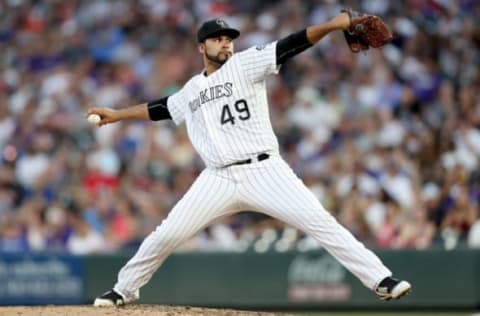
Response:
[89,10,410,307]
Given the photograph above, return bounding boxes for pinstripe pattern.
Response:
[112,41,393,302]
[114,157,391,300]
[165,42,280,168]
[166,85,187,125]
[114,168,240,302]
[237,156,391,290]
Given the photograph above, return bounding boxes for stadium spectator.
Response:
[0,0,479,253]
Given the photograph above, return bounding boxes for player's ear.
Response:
[198,43,205,54]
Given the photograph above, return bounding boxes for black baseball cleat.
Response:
[93,289,125,307]
[375,277,412,301]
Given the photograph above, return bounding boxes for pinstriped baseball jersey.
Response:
[167,42,280,168]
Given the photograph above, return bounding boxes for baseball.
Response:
[87,114,101,125]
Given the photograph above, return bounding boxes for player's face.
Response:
[200,35,234,65]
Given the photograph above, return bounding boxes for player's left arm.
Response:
[276,12,349,64]
[235,12,350,83]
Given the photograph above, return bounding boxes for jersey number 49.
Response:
[220,99,250,125]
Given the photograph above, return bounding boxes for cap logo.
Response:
[216,19,227,27]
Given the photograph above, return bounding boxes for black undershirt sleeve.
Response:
[276,29,313,65]
[147,96,172,121]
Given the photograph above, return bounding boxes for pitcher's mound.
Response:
[0,305,287,316]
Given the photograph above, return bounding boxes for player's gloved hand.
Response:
[341,9,393,53]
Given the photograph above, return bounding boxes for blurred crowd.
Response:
[0,0,479,255]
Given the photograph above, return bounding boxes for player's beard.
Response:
[205,50,232,66]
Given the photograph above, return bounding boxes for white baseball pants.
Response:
[114,155,391,302]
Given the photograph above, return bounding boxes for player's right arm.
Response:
[87,92,186,126]
[86,103,151,126]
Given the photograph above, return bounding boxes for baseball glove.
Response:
[341,9,393,53]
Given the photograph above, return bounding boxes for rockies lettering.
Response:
[189,82,233,113]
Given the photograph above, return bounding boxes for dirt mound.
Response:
[0,305,288,316]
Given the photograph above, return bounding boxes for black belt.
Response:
[225,153,270,167]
